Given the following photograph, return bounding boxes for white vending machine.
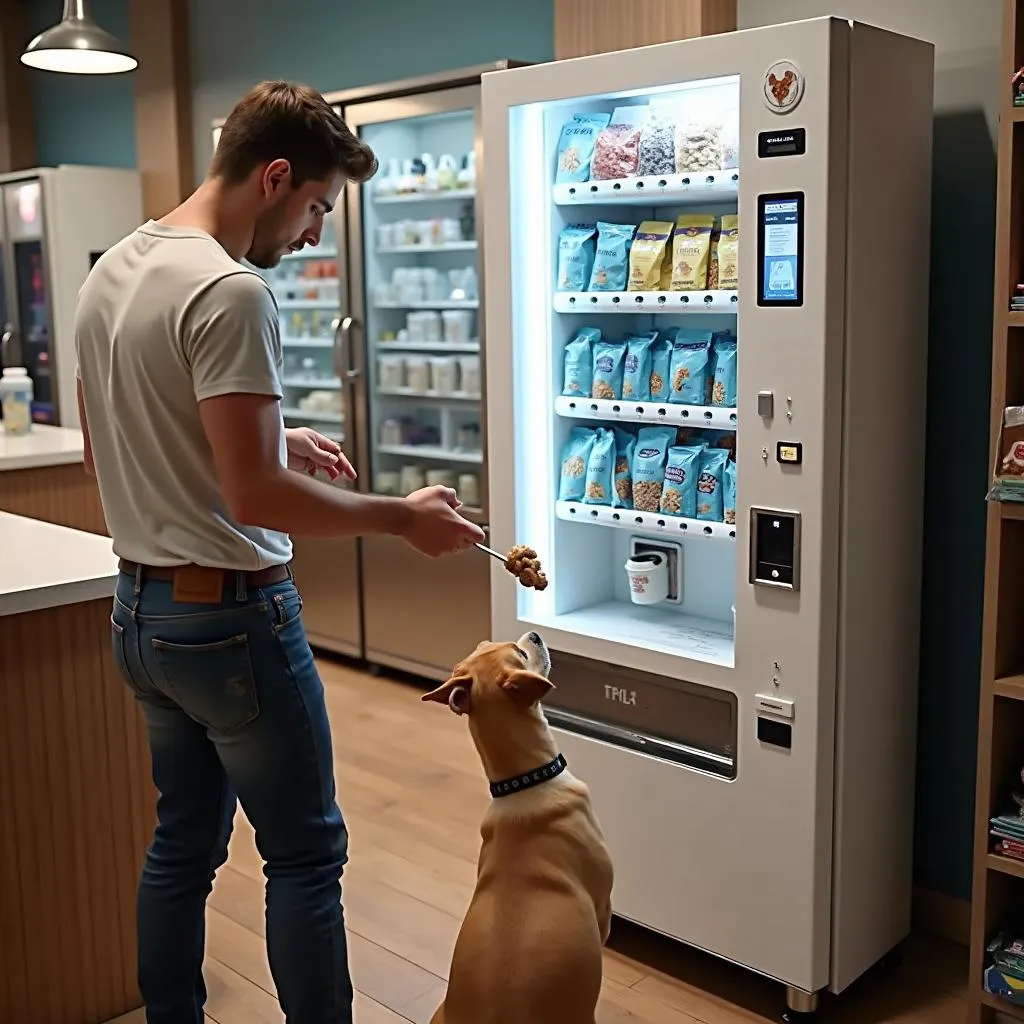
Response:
[482,18,934,1020]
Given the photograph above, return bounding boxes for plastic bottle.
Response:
[0,366,33,435]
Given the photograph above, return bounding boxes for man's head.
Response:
[211,80,378,268]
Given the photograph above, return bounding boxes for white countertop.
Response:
[0,512,118,616]
[0,423,85,471]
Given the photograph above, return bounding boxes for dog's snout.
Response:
[527,631,541,644]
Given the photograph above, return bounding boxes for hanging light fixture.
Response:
[21,0,137,75]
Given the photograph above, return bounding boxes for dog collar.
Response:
[489,754,568,799]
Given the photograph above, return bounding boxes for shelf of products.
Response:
[553,171,739,207]
[374,189,476,205]
[278,299,340,311]
[377,241,477,254]
[555,395,736,430]
[282,247,339,261]
[282,337,335,350]
[376,443,482,463]
[281,408,344,425]
[377,340,480,354]
[281,376,341,390]
[556,501,736,541]
[376,299,479,310]
[555,291,737,313]
[377,388,481,401]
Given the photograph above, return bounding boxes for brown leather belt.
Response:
[118,559,292,602]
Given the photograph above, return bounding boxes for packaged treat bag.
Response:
[723,458,737,524]
[708,334,738,407]
[584,427,615,504]
[675,117,725,173]
[661,444,705,518]
[591,106,646,180]
[555,112,611,183]
[668,329,713,405]
[611,427,637,509]
[591,339,627,400]
[707,225,721,289]
[558,427,598,501]
[670,214,716,291]
[622,332,657,401]
[696,447,730,521]
[631,426,676,512]
[557,224,597,291]
[637,106,677,177]
[718,214,739,290]
[628,221,673,291]
[588,221,635,291]
[649,336,672,402]
[988,406,1024,502]
[561,327,599,396]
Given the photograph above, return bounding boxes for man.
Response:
[75,81,485,1024]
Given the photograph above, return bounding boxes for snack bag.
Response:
[583,427,615,505]
[561,327,599,396]
[557,224,597,291]
[696,447,730,521]
[707,225,721,289]
[591,340,626,400]
[659,232,674,291]
[674,118,724,173]
[555,112,612,183]
[718,214,739,290]
[628,220,674,291]
[637,106,677,176]
[668,329,713,405]
[558,427,598,501]
[723,458,737,525]
[661,444,705,518]
[631,426,676,512]
[670,214,716,291]
[588,221,635,291]
[622,332,656,401]
[611,427,637,509]
[708,334,738,407]
[649,336,672,402]
[591,105,646,180]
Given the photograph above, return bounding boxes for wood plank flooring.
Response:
[127,660,970,1024]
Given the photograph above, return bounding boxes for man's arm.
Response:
[76,376,95,477]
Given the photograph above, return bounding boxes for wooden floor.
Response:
[123,660,970,1024]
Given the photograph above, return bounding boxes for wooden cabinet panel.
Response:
[0,464,109,536]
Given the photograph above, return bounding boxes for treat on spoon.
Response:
[504,544,549,591]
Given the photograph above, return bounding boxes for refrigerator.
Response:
[481,18,934,1018]
[250,64,524,677]
[0,166,142,428]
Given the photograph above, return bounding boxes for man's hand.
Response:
[285,427,356,482]
[401,485,485,557]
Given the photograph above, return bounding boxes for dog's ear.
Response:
[501,669,554,709]
[422,674,473,715]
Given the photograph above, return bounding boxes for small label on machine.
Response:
[776,441,803,465]
[757,128,806,158]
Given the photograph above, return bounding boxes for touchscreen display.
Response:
[757,192,804,306]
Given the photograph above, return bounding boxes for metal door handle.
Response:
[337,315,361,380]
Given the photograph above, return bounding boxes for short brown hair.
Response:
[212,80,378,187]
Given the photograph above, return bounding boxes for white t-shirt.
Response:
[75,220,292,569]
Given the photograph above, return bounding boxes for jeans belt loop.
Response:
[235,570,248,603]
[133,562,143,597]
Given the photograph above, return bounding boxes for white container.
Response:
[429,357,459,394]
[400,464,426,495]
[458,472,481,507]
[380,418,404,446]
[0,367,33,436]
[441,309,473,344]
[458,354,481,396]
[378,355,405,391]
[375,470,401,495]
[426,469,457,489]
[421,310,442,343]
[406,311,427,343]
[624,553,669,605]
[405,356,430,392]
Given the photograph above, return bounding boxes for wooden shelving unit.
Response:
[969,1,1024,1020]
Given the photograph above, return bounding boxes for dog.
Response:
[422,631,614,1024]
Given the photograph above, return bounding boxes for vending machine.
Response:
[481,18,934,1019]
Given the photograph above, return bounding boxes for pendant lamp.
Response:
[21,0,137,75]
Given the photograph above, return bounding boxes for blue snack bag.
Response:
[611,427,637,509]
[584,427,615,505]
[557,224,597,291]
[661,444,705,518]
[555,113,612,184]
[558,427,598,501]
[631,426,676,511]
[562,327,600,396]
[591,340,626,400]
[622,332,656,401]
[708,335,738,407]
[649,336,672,402]
[696,446,730,521]
[588,221,636,291]
[723,457,737,525]
[668,329,713,405]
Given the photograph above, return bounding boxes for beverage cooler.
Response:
[481,19,934,1018]
[0,167,142,428]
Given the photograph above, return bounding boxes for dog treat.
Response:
[707,333,738,407]
[557,223,597,292]
[561,327,599,396]
[505,544,549,591]
[667,328,713,406]
[555,112,611,184]
[558,426,598,501]
[591,106,646,180]
[631,426,676,512]
[622,332,656,401]
[591,339,626,400]
[588,221,635,292]
[670,214,716,291]
[637,106,677,176]
[584,427,615,505]
[717,214,739,290]
[696,447,730,521]
[649,336,672,403]
[628,220,673,292]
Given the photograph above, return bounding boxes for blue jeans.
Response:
[111,569,352,1024]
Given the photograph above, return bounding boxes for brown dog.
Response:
[422,631,614,1024]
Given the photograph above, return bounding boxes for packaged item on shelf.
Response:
[622,332,656,400]
[668,329,713,405]
[707,225,721,289]
[723,458,737,525]
[612,426,637,509]
[426,469,457,489]
[438,154,459,191]
[429,356,459,394]
[674,118,724,172]
[661,444,705,518]
[708,334,738,407]
[631,426,676,512]
[670,214,716,291]
[555,112,612,183]
[442,309,474,344]
[401,464,427,495]
[375,470,401,495]
[637,106,677,177]
[561,327,599,396]
[458,473,481,507]
[584,427,615,504]
[696,447,730,521]
[591,105,647,180]
[649,336,672,403]
[559,427,599,501]
[718,214,739,290]
[591,339,627,400]
[381,419,405,446]
[588,221,636,291]
[628,220,673,291]
[988,406,1024,502]
[557,223,598,291]
[458,355,481,396]
[405,355,430,392]
[378,355,405,391]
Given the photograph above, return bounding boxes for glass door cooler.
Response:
[482,18,934,1017]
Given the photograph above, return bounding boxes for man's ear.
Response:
[421,674,473,715]
[501,669,554,709]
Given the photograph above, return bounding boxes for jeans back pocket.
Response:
[150,633,261,735]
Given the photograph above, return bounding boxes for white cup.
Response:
[624,553,669,605]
